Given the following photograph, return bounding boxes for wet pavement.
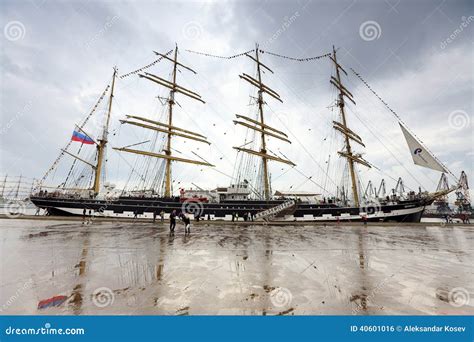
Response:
[0,219,473,315]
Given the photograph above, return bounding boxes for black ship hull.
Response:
[30,196,428,223]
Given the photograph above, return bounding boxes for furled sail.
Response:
[399,123,446,172]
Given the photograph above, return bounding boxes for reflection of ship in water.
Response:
[69,230,90,315]
[29,44,468,223]
[350,226,368,314]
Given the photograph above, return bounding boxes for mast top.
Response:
[233,44,294,200]
[330,45,370,206]
[115,47,211,197]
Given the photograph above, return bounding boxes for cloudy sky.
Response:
[1,0,472,201]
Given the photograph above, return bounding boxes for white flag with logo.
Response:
[399,123,446,172]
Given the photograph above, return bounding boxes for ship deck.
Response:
[0,218,472,315]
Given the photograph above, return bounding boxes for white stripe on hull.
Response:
[52,205,424,222]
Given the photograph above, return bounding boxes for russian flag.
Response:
[38,295,68,309]
[71,130,95,145]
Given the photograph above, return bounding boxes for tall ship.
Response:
[30,44,463,222]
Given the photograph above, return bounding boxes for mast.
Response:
[255,44,270,200]
[93,67,117,195]
[234,43,294,200]
[330,46,370,207]
[114,45,212,197]
[164,46,178,197]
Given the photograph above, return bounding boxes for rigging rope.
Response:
[63,142,85,189]
[342,77,432,191]
[260,50,331,61]
[37,83,111,189]
[349,67,456,180]
[119,49,173,79]
[291,167,333,195]
[185,49,255,59]
[267,104,339,193]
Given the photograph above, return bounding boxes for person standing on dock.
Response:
[153,211,157,223]
[170,210,177,233]
[182,213,191,234]
[160,210,165,222]
[82,208,86,224]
